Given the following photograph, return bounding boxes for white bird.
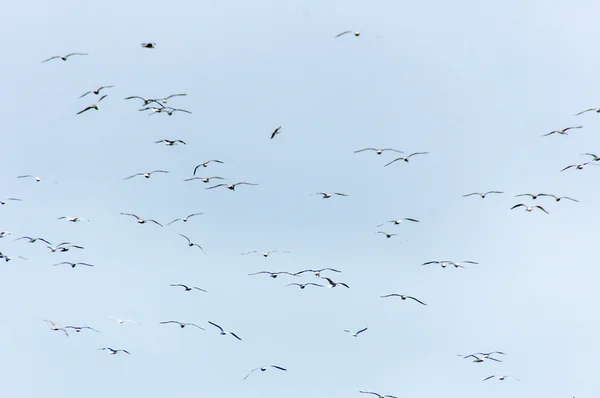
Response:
[178,234,207,254]
[79,85,113,98]
[380,294,427,305]
[294,268,341,277]
[375,231,398,239]
[41,53,88,63]
[64,325,99,333]
[193,160,224,175]
[241,250,290,257]
[208,321,242,340]
[244,365,287,380]
[120,213,163,226]
[123,170,169,180]
[384,152,429,166]
[106,316,140,325]
[354,148,403,155]
[0,198,22,205]
[482,375,520,382]
[206,182,258,191]
[46,242,84,252]
[359,391,398,398]
[159,321,205,330]
[422,260,478,269]
[270,126,282,139]
[313,192,348,199]
[344,327,368,337]
[183,176,225,183]
[57,216,88,222]
[43,320,69,336]
[141,42,156,48]
[335,31,360,38]
[125,96,160,106]
[160,107,192,116]
[537,194,579,202]
[99,347,130,355]
[155,139,186,146]
[510,204,549,214]
[15,236,52,245]
[166,213,204,225]
[285,282,323,289]
[169,284,207,292]
[249,271,298,279]
[17,175,42,182]
[53,262,94,268]
[320,277,350,288]
[77,94,108,115]
[542,126,582,136]
[462,354,502,363]
[159,94,187,103]
[376,218,419,227]
[462,191,503,199]
[561,162,599,172]
[0,231,11,238]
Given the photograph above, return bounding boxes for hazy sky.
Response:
[0,0,597,397]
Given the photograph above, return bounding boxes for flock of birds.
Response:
[0,32,585,398]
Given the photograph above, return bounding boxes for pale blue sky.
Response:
[0,0,597,397]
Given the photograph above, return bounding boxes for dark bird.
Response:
[270,126,282,139]
[320,277,349,288]
[77,94,108,115]
[542,126,583,136]
[206,182,258,191]
[159,321,205,330]
[244,365,287,380]
[64,326,99,333]
[0,252,28,262]
[193,160,224,175]
[53,262,94,268]
[79,86,113,98]
[461,354,500,363]
[99,347,130,355]
[285,282,323,289]
[335,31,360,38]
[141,42,156,48]
[249,271,298,279]
[354,148,403,155]
[120,213,163,226]
[155,139,186,146]
[537,194,579,202]
[510,204,549,214]
[41,53,88,63]
[124,170,169,180]
[384,152,429,166]
[169,284,207,292]
[344,327,368,337]
[178,234,207,254]
[380,294,427,305]
[208,321,241,340]
[462,191,503,199]
[166,213,204,225]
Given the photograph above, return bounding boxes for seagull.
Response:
[159,321,205,330]
[141,42,156,48]
[99,347,130,355]
[120,213,163,226]
[515,193,545,199]
[241,250,290,257]
[575,108,600,115]
[169,284,207,292]
[422,260,478,268]
[17,175,42,182]
[376,231,398,239]
[313,192,348,199]
[354,148,403,155]
[285,282,324,289]
[77,94,108,115]
[208,321,242,340]
[510,204,549,214]
[0,231,11,238]
[248,271,298,279]
[15,236,52,245]
[359,392,398,398]
[206,182,258,191]
[155,139,186,146]
[294,268,342,277]
[561,162,599,172]
[125,96,160,106]
[320,277,349,288]
[482,375,520,382]
[462,354,501,363]
[537,194,579,202]
[123,170,169,180]
[57,216,88,222]
[46,242,84,252]
[41,53,88,63]
[244,365,287,380]
[461,351,506,361]
[161,107,192,116]
[193,160,224,175]
[0,252,26,262]
[376,218,419,228]
[0,198,22,205]
[79,86,114,98]
[542,126,583,136]
[43,320,69,336]
[462,191,504,199]
[380,294,427,305]
[582,153,600,161]
[344,327,368,337]
[166,213,204,225]
[183,176,225,183]
[475,351,507,357]
[270,126,282,139]
[53,262,94,268]
[335,31,360,38]
[178,234,207,254]
[384,152,429,166]
[64,326,99,333]
[159,94,187,103]
[106,316,140,325]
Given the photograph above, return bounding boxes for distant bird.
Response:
[15,236,52,245]
[294,268,341,277]
[376,218,419,227]
[384,152,429,166]
[64,326,99,333]
[79,85,113,98]
[463,351,506,361]
[41,53,88,63]
[249,271,298,279]
[314,192,348,199]
[0,231,11,238]
[285,282,323,289]
[541,126,583,137]
[462,354,501,363]
[208,321,242,341]
[241,250,290,257]
[354,148,403,155]
[123,170,169,180]
[376,231,398,239]
[0,198,22,205]
[99,347,130,355]
[482,375,520,382]
[183,176,225,183]
[141,42,156,48]
[53,262,94,268]
[422,260,478,269]
[359,391,398,398]
[166,213,204,225]
[161,107,192,116]
[46,242,84,252]
[106,316,140,325]
[120,213,163,226]
[515,193,544,199]
[193,160,224,175]
[335,31,360,38]
[244,365,287,380]
[17,175,42,182]
[125,96,159,106]
[462,191,503,199]
[77,94,108,115]
[57,216,88,222]
[43,320,69,336]
[169,284,207,292]
[582,153,600,161]
[270,126,282,139]
[537,194,579,202]
[510,204,549,214]
[0,252,27,262]
[155,139,186,146]
[206,182,258,191]
[561,162,599,172]
[159,94,187,103]
[344,327,368,337]
[380,294,427,305]
[575,108,600,115]
[178,234,207,254]
[159,321,205,330]
[320,277,349,288]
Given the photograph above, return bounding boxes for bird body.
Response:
[99,347,130,355]
[270,126,282,139]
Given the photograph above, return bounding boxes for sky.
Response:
[0,0,597,396]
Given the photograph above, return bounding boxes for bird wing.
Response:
[41,55,61,63]
[356,327,368,335]
[124,173,144,180]
[244,368,260,380]
[271,365,287,371]
[338,282,350,288]
[306,283,324,287]
[462,193,479,197]
[230,332,242,341]
[186,212,204,219]
[37,238,52,245]
[535,206,549,214]
[169,284,188,289]
[208,321,224,332]
[335,31,352,38]
[79,91,92,98]
[78,263,95,267]
[97,94,108,103]
[565,126,583,131]
[486,191,504,194]
[404,218,419,222]
[121,213,140,220]
[482,376,496,381]
[380,294,400,298]
[384,158,402,167]
[407,296,427,305]
[166,219,181,225]
[560,164,576,172]
[285,283,301,287]
[408,152,429,158]
[236,182,259,186]
[150,170,169,174]
[381,148,403,153]
[66,53,88,57]
[536,193,556,199]
[575,108,595,115]
[159,321,180,325]
[515,193,533,198]
[178,234,191,244]
[187,323,205,330]
[76,106,94,115]
[359,392,380,397]
[510,204,526,210]
[354,148,376,153]
[125,96,147,101]
[561,196,579,202]
[165,93,187,99]
[333,192,348,196]
[241,251,258,255]
[148,219,164,226]
[121,350,131,355]
[320,268,341,273]
[541,131,556,136]
[192,287,207,292]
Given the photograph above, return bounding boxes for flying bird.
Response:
[159,321,205,330]
[375,231,398,239]
[244,365,287,380]
[376,218,419,227]
[77,94,108,115]
[0,252,28,262]
[193,160,224,175]
[313,192,348,199]
[161,107,192,116]
[141,42,156,48]
[159,94,187,103]
[359,392,398,398]
[99,347,130,355]
[270,126,282,139]
[510,204,549,214]
[344,327,368,337]
[294,268,341,277]
[384,152,429,166]
[249,271,298,279]
[178,234,207,254]
[320,277,349,288]
[241,250,290,257]
[57,216,88,222]
[380,294,427,305]
[125,96,159,106]
[79,85,113,98]
[462,354,501,363]
[17,175,42,182]
[542,126,583,136]
[208,321,241,340]
[422,260,478,269]
[561,162,599,172]
[582,153,600,161]
[537,194,578,202]
[354,148,403,155]
[0,231,11,238]
[53,262,94,268]
[106,316,140,325]
[461,351,506,361]
[575,108,600,115]
[41,53,88,63]
[123,170,169,180]
[183,176,225,183]
[46,242,84,252]
[15,236,52,245]
[155,139,186,146]
[169,284,207,292]
[285,282,323,289]
[166,213,204,225]
[206,182,258,191]
[120,213,163,226]
[335,31,360,38]
[43,320,69,336]
[64,326,99,333]
[462,191,503,199]
[0,198,22,205]
[482,375,520,382]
